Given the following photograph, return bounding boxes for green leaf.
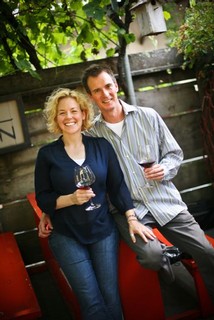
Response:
[106,48,115,57]
[83,1,106,20]
[77,24,94,44]
[163,11,171,21]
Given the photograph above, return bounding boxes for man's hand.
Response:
[128,220,156,243]
[144,164,164,181]
[38,213,53,238]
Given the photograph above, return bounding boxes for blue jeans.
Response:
[49,224,123,320]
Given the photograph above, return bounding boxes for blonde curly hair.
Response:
[43,88,94,134]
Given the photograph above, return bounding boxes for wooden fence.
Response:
[0,48,213,265]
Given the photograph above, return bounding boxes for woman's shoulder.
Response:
[83,135,110,146]
[39,137,62,153]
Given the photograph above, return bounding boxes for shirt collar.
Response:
[120,99,137,114]
[94,99,137,123]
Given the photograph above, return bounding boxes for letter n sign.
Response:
[0,95,30,155]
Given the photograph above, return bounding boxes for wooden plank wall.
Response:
[0,48,213,265]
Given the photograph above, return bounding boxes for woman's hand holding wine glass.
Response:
[74,165,101,211]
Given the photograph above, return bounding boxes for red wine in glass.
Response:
[74,165,101,211]
[76,184,90,190]
[138,144,155,188]
[139,161,155,169]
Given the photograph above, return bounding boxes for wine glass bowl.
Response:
[74,165,101,211]
[139,161,155,169]
[138,144,155,188]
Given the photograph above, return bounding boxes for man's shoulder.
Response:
[129,105,159,122]
[136,105,158,115]
[93,113,102,124]
[121,100,158,116]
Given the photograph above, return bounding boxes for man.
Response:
[39,64,214,302]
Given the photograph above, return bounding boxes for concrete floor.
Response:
[29,228,214,320]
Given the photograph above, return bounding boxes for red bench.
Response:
[27,192,214,319]
[27,192,165,320]
[0,232,41,320]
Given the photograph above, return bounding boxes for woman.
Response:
[34,88,138,320]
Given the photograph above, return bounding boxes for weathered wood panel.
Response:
[164,112,203,159]
[0,200,35,232]
[135,82,199,116]
[173,159,210,191]
[181,187,214,207]
[0,200,43,264]
[133,68,197,87]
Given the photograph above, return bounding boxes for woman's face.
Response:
[56,97,85,135]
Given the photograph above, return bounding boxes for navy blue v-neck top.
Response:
[35,135,134,244]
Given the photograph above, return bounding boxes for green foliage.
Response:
[0,0,135,77]
[163,2,186,46]
[170,2,214,75]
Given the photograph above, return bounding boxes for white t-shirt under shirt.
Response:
[74,159,85,166]
[104,119,124,137]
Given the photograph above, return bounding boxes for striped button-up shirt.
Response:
[87,100,187,226]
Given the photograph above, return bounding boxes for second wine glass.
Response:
[74,165,101,211]
[138,144,155,188]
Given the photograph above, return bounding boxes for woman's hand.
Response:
[56,189,96,209]
[128,220,156,243]
[72,188,95,205]
[38,213,53,238]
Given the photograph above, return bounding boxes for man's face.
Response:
[87,71,119,112]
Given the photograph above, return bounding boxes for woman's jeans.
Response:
[49,224,123,320]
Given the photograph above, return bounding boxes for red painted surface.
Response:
[27,193,82,320]
[153,228,214,318]
[0,232,41,320]
[27,192,165,320]
[27,193,214,320]
[118,240,165,319]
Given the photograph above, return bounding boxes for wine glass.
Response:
[138,144,155,188]
[74,165,101,211]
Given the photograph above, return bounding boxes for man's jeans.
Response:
[49,224,123,320]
